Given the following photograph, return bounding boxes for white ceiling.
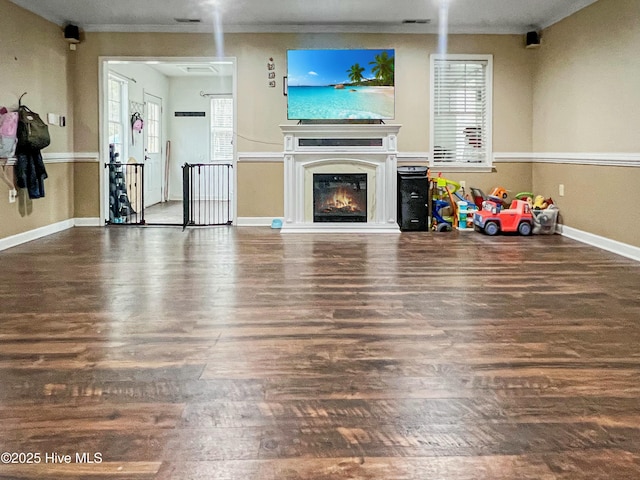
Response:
[108,60,235,78]
[10,0,599,34]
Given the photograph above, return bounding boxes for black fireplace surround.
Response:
[313,174,367,223]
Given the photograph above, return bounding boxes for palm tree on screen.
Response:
[347,63,365,85]
[370,51,394,86]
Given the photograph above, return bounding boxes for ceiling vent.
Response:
[402,19,431,24]
[174,18,202,23]
[179,65,218,74]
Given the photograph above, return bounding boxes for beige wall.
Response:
[0,0,75,241]
[533,0,640,152]
[4,0,638,251]
[75,32,534,152]
[72,32,534,218]
[532,0,640,247]
[0,164,74,238]
[533,163,640,247]
[237,163,284,217]
[454,162,533,200]
[73,162,101,218]
[0,1,74,153]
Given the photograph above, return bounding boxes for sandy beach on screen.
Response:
[358,86,395,99]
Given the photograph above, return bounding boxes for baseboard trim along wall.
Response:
[0,219,74,252]
[236,217,278,227]
[0,218,102,252]
[559,225,640,263]
[1,216,638,262]
[74,217,102,227]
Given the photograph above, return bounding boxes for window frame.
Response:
[429,53,493,171]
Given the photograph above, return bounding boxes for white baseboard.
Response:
[0,219,75,252]
[74,217,102,227]
[3,216,638,263]
[236,216,278,227]
[560,225,640,262]
[0,217,102,252]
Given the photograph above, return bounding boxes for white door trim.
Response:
[98,56,238,226]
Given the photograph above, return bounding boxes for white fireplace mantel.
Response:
[280,124,401,233]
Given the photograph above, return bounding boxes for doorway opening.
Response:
[100,57,237,227]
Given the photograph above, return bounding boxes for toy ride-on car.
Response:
[473,199,534,236]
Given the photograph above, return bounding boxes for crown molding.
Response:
[83,23,526,35]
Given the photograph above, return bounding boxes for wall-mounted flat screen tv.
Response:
[286,49,395,121]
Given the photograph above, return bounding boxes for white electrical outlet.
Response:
[9,189,17,203]
[460,180,466,189]
[559,184,565,196]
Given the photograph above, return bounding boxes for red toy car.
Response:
[473,199,534,236]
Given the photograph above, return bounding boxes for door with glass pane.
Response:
[209,96,234,221]
[107,75,127,166]
[144,92,163,207]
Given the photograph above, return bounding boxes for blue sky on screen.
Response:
[287,49,393,86]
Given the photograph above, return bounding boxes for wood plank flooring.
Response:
[0,227,639,479]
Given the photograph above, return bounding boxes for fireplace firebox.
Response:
[313,174,367,223]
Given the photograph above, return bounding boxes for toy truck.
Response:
[473,199,534,236]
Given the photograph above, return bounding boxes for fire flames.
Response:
[320,187,362,213]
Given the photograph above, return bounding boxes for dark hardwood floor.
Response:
[0,226,639,479]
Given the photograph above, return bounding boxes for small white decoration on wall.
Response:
[268,57,276,87]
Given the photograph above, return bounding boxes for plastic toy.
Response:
[532,205,559,234]
[489,186,509,200]
[456,200,475,231]
[430,176,460,231]
[533,195,554,210]
[430,175,478,231]
[472,186,509,210]
[470,187,487,210]
[515,192,533,201]
[432,199,453,231]
[473,199,534,236]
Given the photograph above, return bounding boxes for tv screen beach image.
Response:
[287,49,395,120]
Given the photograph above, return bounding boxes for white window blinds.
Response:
[431,55,492,166]
[211,97,233,163]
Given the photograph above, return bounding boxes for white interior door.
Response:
[210,96,234,207]
[144,92,163,206]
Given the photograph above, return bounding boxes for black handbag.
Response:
[17,102,50,150]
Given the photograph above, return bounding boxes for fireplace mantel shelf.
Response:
[280,124,401,234]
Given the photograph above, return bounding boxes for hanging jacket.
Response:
[15,148,48,199]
